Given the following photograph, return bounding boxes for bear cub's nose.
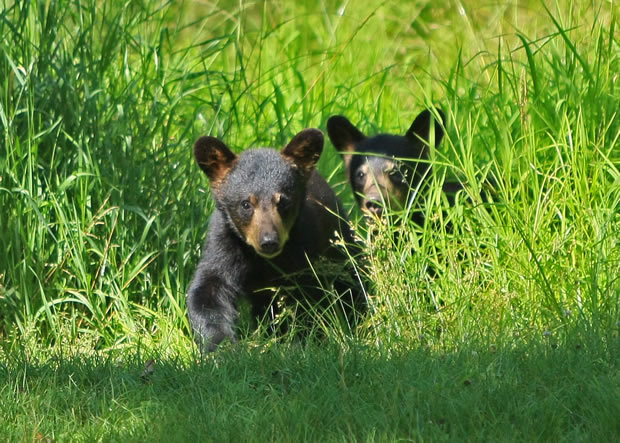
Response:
[259,233,280,255]
[365,199,383,217]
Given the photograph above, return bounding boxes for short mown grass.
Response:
[1,339,619,441]
[0,0,618,440]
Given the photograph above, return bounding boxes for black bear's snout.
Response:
[259,233,281,255]
[365,199,383,217]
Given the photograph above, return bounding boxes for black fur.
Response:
[188,129,364,352]
[327,109,456,224]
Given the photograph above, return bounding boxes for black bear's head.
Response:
[327,109,444,218]
[194,129,323,258]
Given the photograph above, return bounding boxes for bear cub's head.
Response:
[327,109,444,218]
[194,129,323,258]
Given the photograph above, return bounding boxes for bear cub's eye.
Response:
[240,200,252,212]
[277,195,292,211]
[388,168,405,184]
[355,170,366,183]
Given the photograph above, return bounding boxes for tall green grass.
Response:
[0,0,618,439]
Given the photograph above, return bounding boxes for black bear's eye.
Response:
[389,169,405,184]
[277,195,291,211]
[355,170,366,183]
[240,200,252,211]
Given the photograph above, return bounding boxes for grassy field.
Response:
[1,0,619,440]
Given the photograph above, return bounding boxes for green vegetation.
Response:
[1,0,618,440]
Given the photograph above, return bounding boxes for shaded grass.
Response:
[1,337,618,441]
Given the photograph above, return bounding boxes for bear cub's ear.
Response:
[326,115,366,153]
[194,136,237,188]
[281,128,324,176]
[326,116,365,169]
[405,109,445,148]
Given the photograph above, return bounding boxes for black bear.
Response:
[187,129,364,352]
[327,109,459,225]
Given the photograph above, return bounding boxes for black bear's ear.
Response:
[281,128,324,176]
[326,115,365,169]
[194,136,237,188]
[405,109,445,148]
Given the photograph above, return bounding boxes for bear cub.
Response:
[187,129,363,352]
[327,109,459,225]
